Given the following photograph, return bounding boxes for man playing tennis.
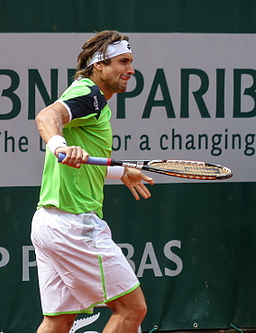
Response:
[31,30,154,333]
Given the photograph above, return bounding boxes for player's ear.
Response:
[94,62,103,71]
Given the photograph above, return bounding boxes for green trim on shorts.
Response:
[98,255,140,303]
[105,282,140,303]
[98,254,107,300]
[98,254,140,303]
[43,308,93,316]
[43,258,140,317]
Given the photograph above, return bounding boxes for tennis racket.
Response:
[58,153,232,180]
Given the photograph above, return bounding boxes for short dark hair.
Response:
[75,30,129,80]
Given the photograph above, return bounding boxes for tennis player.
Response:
[31,30,154,333]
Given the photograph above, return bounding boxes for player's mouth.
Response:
[120,74,131,81]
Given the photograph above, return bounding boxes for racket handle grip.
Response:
[58,153,109,166]
[58,153,66,162]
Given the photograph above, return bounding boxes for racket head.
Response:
[147,159,233,180]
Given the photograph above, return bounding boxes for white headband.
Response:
[86,40,132,68]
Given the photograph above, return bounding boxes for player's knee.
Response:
[126,298,147,323]
[136,299,147,321]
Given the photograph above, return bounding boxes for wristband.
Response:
[106,166,125,179]
[47,135,67,155]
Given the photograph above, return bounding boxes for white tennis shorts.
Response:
[31,207,139,316]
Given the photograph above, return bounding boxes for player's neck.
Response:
[89,75,113,101]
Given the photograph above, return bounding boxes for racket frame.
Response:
[145,159,233,180]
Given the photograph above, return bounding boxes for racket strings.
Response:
[150,161,230,176]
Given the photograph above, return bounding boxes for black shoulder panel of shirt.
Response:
[64,85,107,120]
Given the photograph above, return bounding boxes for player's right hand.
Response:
[55,146,89,168]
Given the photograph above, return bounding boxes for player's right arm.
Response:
[36,101,89,168]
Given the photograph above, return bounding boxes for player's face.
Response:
[100,53,135,94]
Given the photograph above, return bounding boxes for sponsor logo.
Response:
[69,312,141,333]
[93,95,99,111]
[69,312,100,333]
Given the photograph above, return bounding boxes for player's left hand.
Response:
[121,167,154,200]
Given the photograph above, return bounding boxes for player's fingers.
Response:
[140,173,154,185]
[73,148,89,168]
[61,147,86,168]
[136,183,151,199]
[81,150,89,163]
[66,147,80,166]
[129,186,140,201]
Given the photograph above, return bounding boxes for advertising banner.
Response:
[1,33,256,332]
[0,33,256,186]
